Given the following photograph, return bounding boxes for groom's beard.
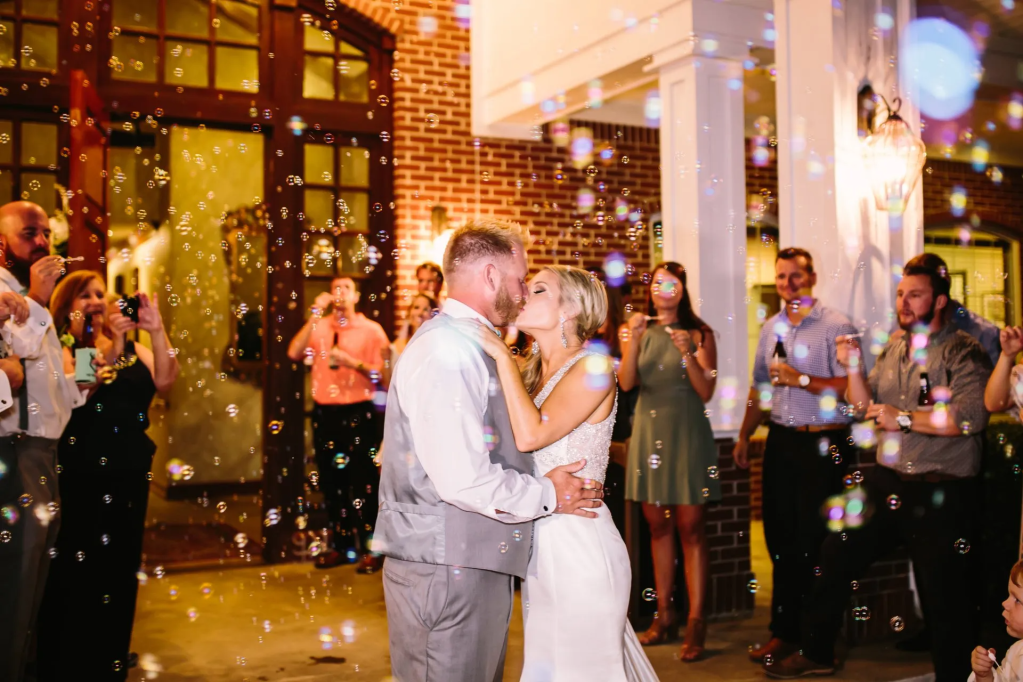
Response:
[493,285,520,327]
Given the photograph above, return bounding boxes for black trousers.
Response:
[761,424,852,642]
[802,465,980,681]
[312,401,380,552]
[35,468,151,681]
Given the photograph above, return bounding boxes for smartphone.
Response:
[120,294,141,323]
[75,347,98,384]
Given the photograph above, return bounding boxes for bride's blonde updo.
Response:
[522,265,609,394]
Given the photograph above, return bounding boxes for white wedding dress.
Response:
[520,351,659,682]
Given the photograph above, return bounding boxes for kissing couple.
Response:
[374,219,658,681]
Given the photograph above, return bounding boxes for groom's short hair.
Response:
[443,219,529,278]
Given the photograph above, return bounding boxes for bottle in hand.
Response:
[328,331,341,370]
[772,334,787,364]
[918,371,932,410]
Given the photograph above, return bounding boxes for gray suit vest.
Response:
[373,313,534,578]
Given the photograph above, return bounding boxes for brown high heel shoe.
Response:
[679,617,707,662]
[637,609,679,646]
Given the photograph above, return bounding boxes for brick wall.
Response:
[923,159,1023,230]
[707,440,757,619]
[340,0,658,317]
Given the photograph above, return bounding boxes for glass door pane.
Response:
[107,126,265,565]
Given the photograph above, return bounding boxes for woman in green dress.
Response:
[619,261,720,663]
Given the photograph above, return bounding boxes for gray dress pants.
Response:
[0,436,60,682]
[383,557,514,682]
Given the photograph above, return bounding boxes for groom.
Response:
[375,219,603,681]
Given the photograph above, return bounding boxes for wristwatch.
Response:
[896,412,913,433]
[797,374,811,388]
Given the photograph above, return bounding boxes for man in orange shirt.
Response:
[288,277,390,572]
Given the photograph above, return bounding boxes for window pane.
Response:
[303,55,334,100]
[20,171,56,215]
[305,233,335,276]
[113,0,158,30]
[21,121,57,167]
[0,22,13,69]
[336,234,368,275]
[216,0,259,44]
[304,144,333,185]
[22,0,58,18]
[0,170,11,205]
[111,34,158,82]
[21,23,57,72]
[304,188,335,230]
[339,147,369,187]
[338,191,368,232]
[166,0,209,37]
[166,41,209,88]
[0,120,12,164]
[215,46,258,92]
[340,41,365,57]
[0,1,12,15]
[303,24,334,53]
[338,60,369,102]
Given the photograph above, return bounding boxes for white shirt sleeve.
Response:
[65,373,89,409]
[0,368,12,414]
[7,297,54,360]
[399,326,556,523]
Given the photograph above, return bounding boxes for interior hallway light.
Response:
[861,97,926,214]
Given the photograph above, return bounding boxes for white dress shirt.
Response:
[395,296,557,522]
[0,267,87,439]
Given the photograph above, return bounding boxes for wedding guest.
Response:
[619,262,718,662]
[288,276,389,573]
[0,201,89,682]
[983,325,1023,419]
[769,258,991,681]
[734,247,856,666]
[416,261,444,298]
[897,252,1001,653]
[968,559,1023,682]
[391,292,438,358]
[35,272,178,681]
[589,276,632,536]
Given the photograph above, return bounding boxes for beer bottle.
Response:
[328,331,341,370]
[918,371,932,409]
[772,334,787,364]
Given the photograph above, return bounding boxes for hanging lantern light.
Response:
[862,97,927,214]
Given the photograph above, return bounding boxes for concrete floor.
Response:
[126,521,935,681]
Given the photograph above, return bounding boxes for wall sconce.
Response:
[429,205,452,264]
[861,96,927,214]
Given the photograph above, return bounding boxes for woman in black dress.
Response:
[36,271,179,680]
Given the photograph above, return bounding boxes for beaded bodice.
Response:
[531,351,618,484]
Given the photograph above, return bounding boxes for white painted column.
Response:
[774,0,923,342]
[656,44,750,437]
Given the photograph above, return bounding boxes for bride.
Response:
[477,265,658,682]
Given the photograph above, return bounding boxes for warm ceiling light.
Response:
[862,97,927,214]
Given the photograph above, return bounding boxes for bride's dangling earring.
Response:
[531,340,539,355]
[559,314,568,348]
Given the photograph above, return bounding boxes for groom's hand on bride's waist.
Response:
[545,459,603,519]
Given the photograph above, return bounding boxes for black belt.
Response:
[773,423,848,434]
[896,471,967,483]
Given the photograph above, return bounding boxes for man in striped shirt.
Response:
[734,247,857,665]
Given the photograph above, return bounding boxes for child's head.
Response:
[1003,559,1023,638]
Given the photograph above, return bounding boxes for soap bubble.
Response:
[642,587,657,601]
[900,18,980,120]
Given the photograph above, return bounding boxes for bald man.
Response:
[0,201,89,681]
